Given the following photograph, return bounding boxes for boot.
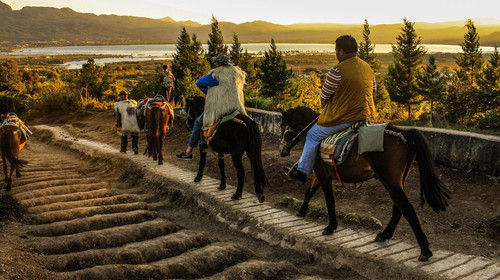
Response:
[131,133,139,155]
[120,134,127,153]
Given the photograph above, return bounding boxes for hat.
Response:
[119,91,128,97]
[211,54,233,66]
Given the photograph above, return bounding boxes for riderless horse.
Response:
[184,96,267,202]
[279,106,450,261]
[0,113,29,191]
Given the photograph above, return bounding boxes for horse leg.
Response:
[386,185,432,261]
[217,153,226,190]
[157,138,163,165]
[231,153,245,200]
[16,167,21,178]
[3,155,7,183]
[194,147,206,182]
[375,204,402,241]
[298,175,320,217]
[314,163,337,235]
[6,161,13,192]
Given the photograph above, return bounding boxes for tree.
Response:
[358,19,380,71]
[75,58,115,101]
[478,46,500,92]
[455,19,483,89]
[207,14,228,67]
[416,56,447,125]
[230,33,243,66]
[0,60,25,93]
[279,72,322,111]
[257,39,293,100]
[385,18,426,119]
[171,28,210,100]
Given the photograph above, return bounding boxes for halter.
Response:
[280,116,319,152]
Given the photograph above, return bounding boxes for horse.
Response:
[184,96,267,202]
[279,106,450,261]
[139,97,174,165]
[0,121,28,191]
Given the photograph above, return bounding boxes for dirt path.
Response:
[0,139,363,279]
[42,111,499,261]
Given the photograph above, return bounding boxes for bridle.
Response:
[280,116,319,153]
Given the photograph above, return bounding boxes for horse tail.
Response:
[1,130,27,169]
[403,128,450,212]
[245,119,269,189]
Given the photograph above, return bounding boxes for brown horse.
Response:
[279,107,450,261]
[143,100,173,165]
[0,124,28,191]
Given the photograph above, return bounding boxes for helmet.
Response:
[211,54,233,66]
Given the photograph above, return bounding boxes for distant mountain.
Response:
[0,0,12,12]
[0,1,498,46]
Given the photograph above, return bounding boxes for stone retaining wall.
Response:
[174,107,500,176]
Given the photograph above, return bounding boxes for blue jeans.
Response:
[297,122,355,175]
[188,113,204,148]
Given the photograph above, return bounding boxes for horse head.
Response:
[184,96,205,131]
[279,106,319,157]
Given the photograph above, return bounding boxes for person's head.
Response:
[118,90,128,100]
[162,64,168,71]
[211,54,233,67]
[335,35,358,61]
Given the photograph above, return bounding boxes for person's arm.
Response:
[196,73,219,94]
[320,67,341,107]
[114,104,122,128]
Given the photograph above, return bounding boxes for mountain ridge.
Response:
[0,2,498,46]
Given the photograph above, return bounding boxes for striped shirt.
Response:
[320,67,377,107]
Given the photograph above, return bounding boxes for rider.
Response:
[285,35,376,182]
[114,90,140,154]
[160,64,175,101]
[176,54,246,160]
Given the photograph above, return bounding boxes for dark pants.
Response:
[161,86,173,101]
[120,132,139,153]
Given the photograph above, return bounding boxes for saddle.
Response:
[319,120,367,165]
[202,110,243,144]
[0,113,32,150]
[137,96,174,128]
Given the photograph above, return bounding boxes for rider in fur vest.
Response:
[176,54,247,160]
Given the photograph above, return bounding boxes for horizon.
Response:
[5,0,500,26]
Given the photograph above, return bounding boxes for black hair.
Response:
[335,35,358,53]
[162,65,168,70]
[119,90,127,96]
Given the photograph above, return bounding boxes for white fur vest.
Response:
[203,66,246,129]
[114,100,140,133]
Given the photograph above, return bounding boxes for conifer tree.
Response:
[257,39,293,99]
[358,19,380,71]
[385,18,426,119]
[230,33,243,66]
[455,19,483,89]
[416,55,447,125]
[478,46,499,92]
[207,14,228,67]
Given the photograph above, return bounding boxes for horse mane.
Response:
[284,106,319,130]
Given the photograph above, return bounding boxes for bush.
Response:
[245,96,275,111]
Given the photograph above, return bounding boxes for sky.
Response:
[5,0,500,25]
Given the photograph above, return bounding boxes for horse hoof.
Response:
[322,228,334,235]
[217,184,226,190]
[158,161,163,165]
[418,248,433,261]
[257,193,265,203]
[194,176,202,183]
[418,254,431,262]
[374,233,389,242]
[231,194,241,200]
[296,211,306,217]
[16,173,21,178]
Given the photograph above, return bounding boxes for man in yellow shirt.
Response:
[286,35,376,182]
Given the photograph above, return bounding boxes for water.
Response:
[9,43,496,69]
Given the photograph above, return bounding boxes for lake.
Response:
[9,43,496,69]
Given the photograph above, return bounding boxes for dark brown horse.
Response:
[1,123,27,191]
[279,107,450,261]
[184,96,267,202]
[143,100,173,165]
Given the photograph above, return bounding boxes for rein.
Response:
[281,116,319,151]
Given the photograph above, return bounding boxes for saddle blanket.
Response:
[319,121,388,165]
[202,110,241,142]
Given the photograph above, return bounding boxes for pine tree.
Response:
[358,19,380,71]
[257,39,293,99]
[230,33,243,66]
[478,46,499,92]
[207,14,228,67]
[416,56,447,125]
[385,18,426,119]
[190,34,210,80]
[239,50,257,84]
[455,19,483,89]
